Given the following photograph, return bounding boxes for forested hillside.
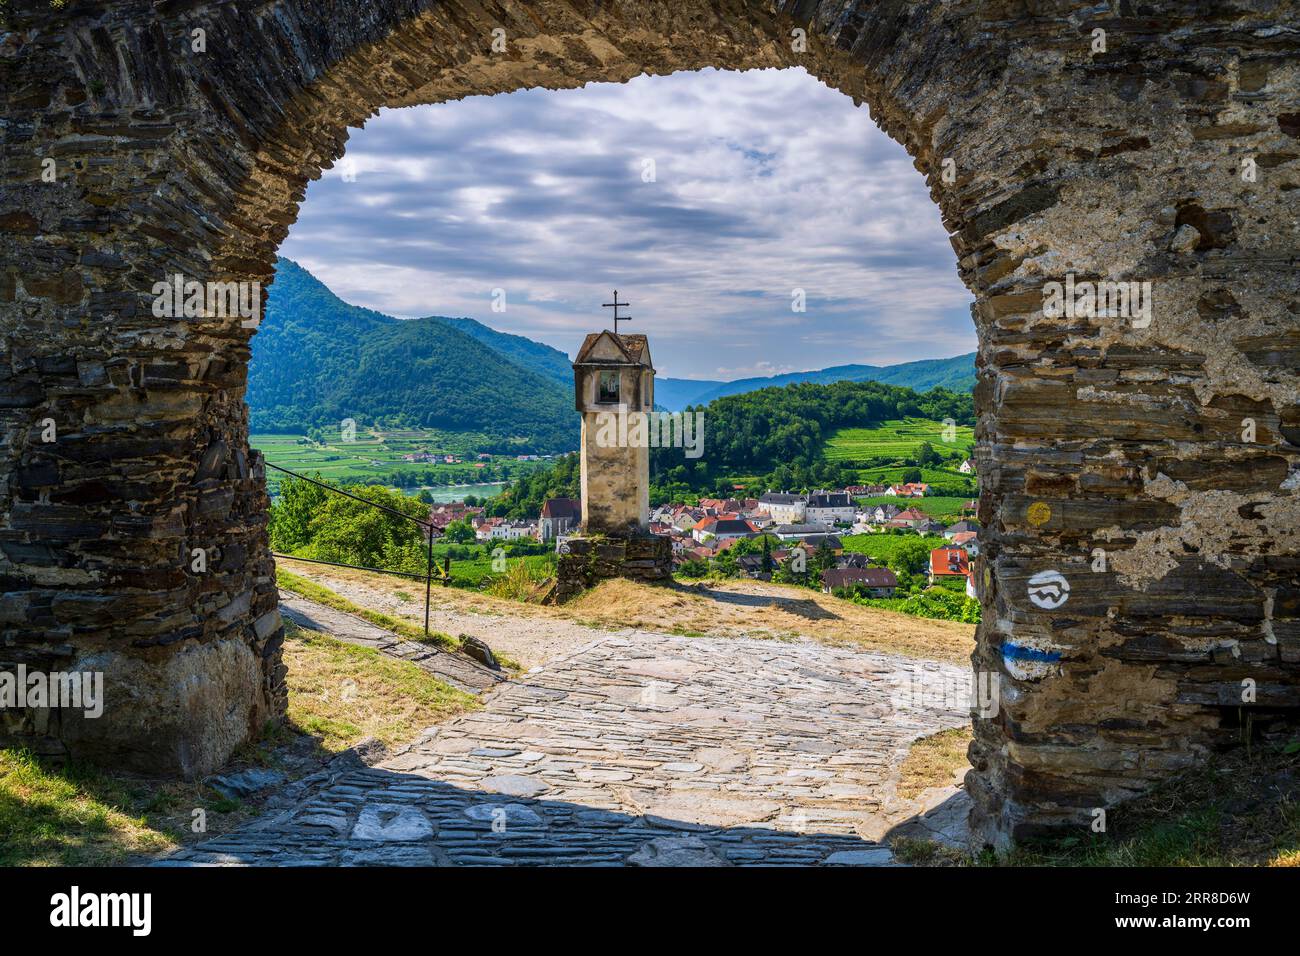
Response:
[248,260,576,453]
[674,354,976,407]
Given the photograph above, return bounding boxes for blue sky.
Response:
[279,67,975,381]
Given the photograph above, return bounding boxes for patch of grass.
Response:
[283,623,479,753]
[277,567,459,650]
[668,625,707,637]
[896,726,971,802]
[484,559,553,603]
[0,750,180,866]
[891,835,967,866]
[854,495,975,518]
[839,533,950,563]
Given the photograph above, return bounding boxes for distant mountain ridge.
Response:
[249,260,976,449]
[659,355,976,409]
[421,297,976,408]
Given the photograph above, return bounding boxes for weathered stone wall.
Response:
[1,0,1297,840]
[555,534,674,604]
[580,416,652,535]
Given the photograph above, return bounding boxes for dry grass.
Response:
[484,559,553,603]
[564,578,976,664]
[283,623,478,752]
[896,726,972,802]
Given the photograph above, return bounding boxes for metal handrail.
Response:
[264,461,448,637]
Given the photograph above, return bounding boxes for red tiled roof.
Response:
[929,548,970,576]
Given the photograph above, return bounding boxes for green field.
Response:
[854,495,974,521]
[822,418,975,491]
[839,533,950,566]
[823,418,974,461]
[253,428,543,495]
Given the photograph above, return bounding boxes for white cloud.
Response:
[279,67,974,377]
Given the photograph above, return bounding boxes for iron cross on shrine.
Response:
[602,290,631,336]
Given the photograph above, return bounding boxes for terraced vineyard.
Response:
[820,417,975,493]
[823,418,974,461]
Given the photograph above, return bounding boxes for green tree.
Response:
[677,558,709,578]
[268,474,328,552]
[304,484,429,571]
[443,519,476,544]
[888,538,934,576]
[916,441,940,467]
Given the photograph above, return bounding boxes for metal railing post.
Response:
[424,524,434,639]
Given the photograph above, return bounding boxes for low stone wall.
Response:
[554,534,674,603]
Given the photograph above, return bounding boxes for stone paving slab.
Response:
[163,629,968,866]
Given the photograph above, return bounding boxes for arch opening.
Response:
[2,0,1298,849]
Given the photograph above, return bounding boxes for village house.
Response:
[959,458,976,474]
[886,482,930,498]
[670,506,704,535]
[489,519,538,541]
[539,497,581,542]
[870,503,903,524]
[735,553,776,578]
[944,519,980,539]
[928,546,970,583]
[427,501,483,531]
[948,530,978,549]
[821,567,899,597]
[842,484,888,496]
[806,491,855,526]
[757,492,807,524]
[692,516,757,544]
[699,497,756,515]
[892,507,929,529]
[800,533,843,554]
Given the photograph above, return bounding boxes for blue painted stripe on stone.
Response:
[1001,642,1062,663]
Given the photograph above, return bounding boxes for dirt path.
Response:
[275,556,976,668]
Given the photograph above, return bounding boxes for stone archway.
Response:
[2,0,1297,847]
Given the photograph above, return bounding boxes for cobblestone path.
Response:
[163,629,968,866]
